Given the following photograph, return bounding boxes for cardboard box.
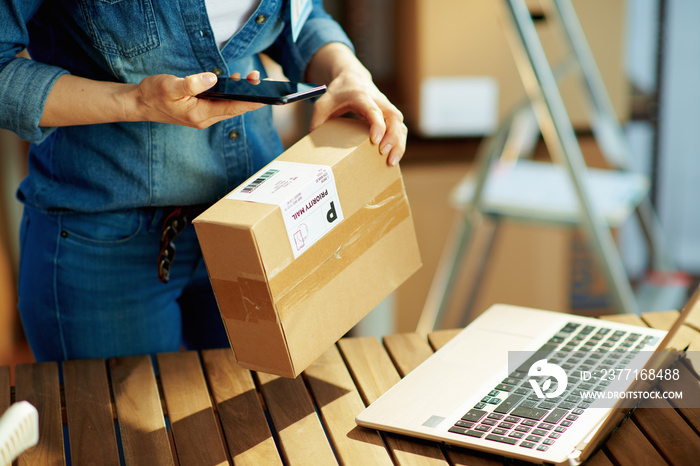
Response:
[396,0,629,136]
[193,118,422,377]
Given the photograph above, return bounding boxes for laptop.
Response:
[356,288,698,465]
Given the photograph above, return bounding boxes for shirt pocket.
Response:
[78,0,160,58]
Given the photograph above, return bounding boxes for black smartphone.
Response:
[197,77,327,105]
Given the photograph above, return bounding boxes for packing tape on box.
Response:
[272,183,410,318]
[211,275,277,324]
[211,179,408,324]
[269,179,405,285]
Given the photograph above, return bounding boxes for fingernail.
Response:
[380,144,392,156]
[371,131,383,145]
[201,73,217,84]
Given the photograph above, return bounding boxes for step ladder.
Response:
[416,0,688,334]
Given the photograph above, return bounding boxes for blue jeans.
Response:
[18,206,230,362]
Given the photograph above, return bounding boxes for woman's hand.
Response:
[131,71,264,128]
[306,43,407,166]
[40,71,264,129]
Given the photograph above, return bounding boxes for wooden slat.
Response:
[641,310,681,330]
[337,337,401,405]
[303,345,393,465]
[427,329,462,351]
[63,359,120,465]
[383,334,504,466]
[633,396,700,465]
[674,326,700,351]
[383,333,435,377]
[585,449,616,466]
[603,417,667,466]
[14,362,64,466]
[109,356,173,466]
[338,337,449,466]
[641,310,700,351]
[446,451,506,466]
[681,353,700,380]
[255,371,337,465]
[685,296,700,332]
[0,365,10,414]
[200,349,282,466]
[680,324,700,377]
[613,310,700,379]
[658,363,700,432]
[157,352,229,466]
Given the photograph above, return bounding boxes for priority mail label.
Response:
[227,161,344,258]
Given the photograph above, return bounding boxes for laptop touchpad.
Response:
[436,327,536,374]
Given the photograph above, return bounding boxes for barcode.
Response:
[241,168,279,194]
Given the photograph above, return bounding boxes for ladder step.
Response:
[451,160,649,227]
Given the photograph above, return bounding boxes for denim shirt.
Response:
[0,0,353,212]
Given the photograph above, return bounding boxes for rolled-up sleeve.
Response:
[266,0,354,82]
[0,0,68,143]
[0,57,67,143]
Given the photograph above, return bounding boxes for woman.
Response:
[0,0,406,361]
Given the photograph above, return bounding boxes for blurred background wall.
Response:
[337,0,700,332]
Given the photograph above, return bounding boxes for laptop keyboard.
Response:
[448,321,660,452]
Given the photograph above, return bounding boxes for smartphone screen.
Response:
[197,77,327,105]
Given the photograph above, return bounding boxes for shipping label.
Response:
[227,161,344,258]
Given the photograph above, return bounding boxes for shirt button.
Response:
[228,130,240,140]
[212,67,223,76]
[256,15,267,24]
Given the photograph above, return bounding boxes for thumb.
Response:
[182,72,218,97]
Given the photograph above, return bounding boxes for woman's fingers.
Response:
[311,78,407,165]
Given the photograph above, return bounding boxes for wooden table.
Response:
[2,310,700,466]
